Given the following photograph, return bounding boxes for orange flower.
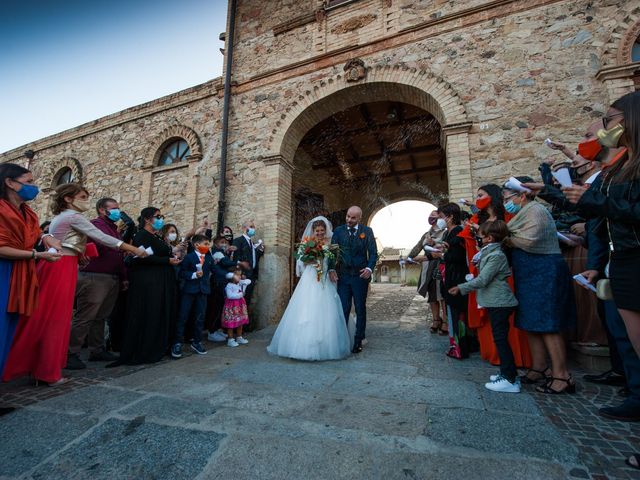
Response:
[359,233,366,239]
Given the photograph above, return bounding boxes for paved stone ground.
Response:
[1,284,640,479]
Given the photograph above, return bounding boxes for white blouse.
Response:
[50,209,122,255]
[225,279,252,300]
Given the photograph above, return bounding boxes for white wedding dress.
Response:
[267,217,354,361]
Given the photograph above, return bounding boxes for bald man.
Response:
[329,206,378,353]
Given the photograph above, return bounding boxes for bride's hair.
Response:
[311,220,326,231]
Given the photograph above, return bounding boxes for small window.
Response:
[633,37,640,62]
[158,139,191,166]
[56,167,74,185]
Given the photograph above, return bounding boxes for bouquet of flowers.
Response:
[295,237,338,281]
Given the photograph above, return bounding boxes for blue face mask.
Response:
[152,218,165,230]
[15,182,39,201]
[107,209,121,222]
[504,200,521,214]
[247,228,256,237]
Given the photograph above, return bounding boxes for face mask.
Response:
[504,200,521,214]
[14,182,39,201]
[475,236,483,249]
[73,199,91,212]
[152,218,164,230]
[223,233,233,242]
[196,245,210,255]
[428,217,438,226]
[107,209,121,222]
[167,232,177,242]
[247,228,256,237]
[475,196,491,210]
[217,243,228,250]
[597,124,624,148]
[577,138,602,161]
[436,218,447,230]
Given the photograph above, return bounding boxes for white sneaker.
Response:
[227,338,239,348]
[490,373,521,384]
[208,331,228,342]
[236,336,249,345]
[485,375,521,393]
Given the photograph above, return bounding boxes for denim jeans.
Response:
[486,307,517,383]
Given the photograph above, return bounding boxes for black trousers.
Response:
[486,306,517,383]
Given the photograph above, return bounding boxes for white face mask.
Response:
[167,233,177,242]
[436,218,447,230]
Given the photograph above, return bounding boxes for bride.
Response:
[267,216,353,361]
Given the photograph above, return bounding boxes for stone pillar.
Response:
[184,154,202,228]
[443,122,474,202]
[254,154,294,328]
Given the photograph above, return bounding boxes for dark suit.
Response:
[174,251,213,344]
[332,224,378,343]
[232,235,263,325]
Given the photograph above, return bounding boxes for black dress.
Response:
[119,229,177,364]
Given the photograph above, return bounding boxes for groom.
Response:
[329,206,378,353]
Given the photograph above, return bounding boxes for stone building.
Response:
[2,0,640,327]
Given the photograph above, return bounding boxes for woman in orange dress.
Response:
[459,184,532,368]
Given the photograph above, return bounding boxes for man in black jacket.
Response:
[232,220,264,328]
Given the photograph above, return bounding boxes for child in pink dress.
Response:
[222,270,251,347]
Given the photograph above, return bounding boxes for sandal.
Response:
[520,367,551,385]
[536,376,576,395]
[626,454,640,470]
[430,318,442,334]
[438,326,449,336]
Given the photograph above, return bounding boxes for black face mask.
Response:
[223,233,233,241]
[475,236,483,249]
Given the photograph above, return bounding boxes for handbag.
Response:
[596,279,613,301]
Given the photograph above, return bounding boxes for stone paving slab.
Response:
[27,385,144,417]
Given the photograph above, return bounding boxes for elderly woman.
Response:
[407,210,447,334]
[3,183,146,385]
[503,176,576,394]
[0,164,61,377]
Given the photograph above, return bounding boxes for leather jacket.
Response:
[577,174,640,252]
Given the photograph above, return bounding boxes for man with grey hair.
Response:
[232,219,264,328]
[329,206,378,353]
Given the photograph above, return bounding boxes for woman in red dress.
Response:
[3,183,146,386]
[458,184,532,369]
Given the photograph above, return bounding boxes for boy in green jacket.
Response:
[449,220,520,393]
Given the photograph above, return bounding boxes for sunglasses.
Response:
[602,113,623,129]
[153,214,165,220]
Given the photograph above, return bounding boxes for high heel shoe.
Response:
[35,377,69,387]
[520,367,551,385]
[430,318,442,334]
[536,376,576,395]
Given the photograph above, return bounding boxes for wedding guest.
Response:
[66,197,128,370]
[503,176,576,394]
[232,220,264,328]
[3,183,146,385]
[564,91,640,420]
[458,184,531,370]
[222,270,251,347]
[0,164,61,377]
[437,203,470,359]
[171,234,212,358]
[111,207,181,366]
[450,220,520,393]
[406,211,447,334]
[221,226,234,245]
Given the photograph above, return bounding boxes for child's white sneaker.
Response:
[227,338,239,348]
[208,330,228,342]
[485,375,521,393]
[236,336,249,345]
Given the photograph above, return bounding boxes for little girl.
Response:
[222,270,252,347]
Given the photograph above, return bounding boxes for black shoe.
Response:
[619,387,631,397]
[65,353,86,370]
[599,402,640,422]
[190,342,207,355]
[171,343,183,359]
[88,350,118,362]
[352,341,363,354]
[583,369,627,386]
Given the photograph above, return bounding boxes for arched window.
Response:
[158,139,191,166]
[55,167,74,185]
[632,36,640,62]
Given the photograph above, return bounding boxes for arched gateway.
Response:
[256,65,473,326]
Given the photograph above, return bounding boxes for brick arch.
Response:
[267,64,469,162]
[147,125,203,167]
[365,194,440,226]
[48,157,83,189]
[602,6,640,66]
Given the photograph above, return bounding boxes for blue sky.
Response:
[1,0,227,153]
